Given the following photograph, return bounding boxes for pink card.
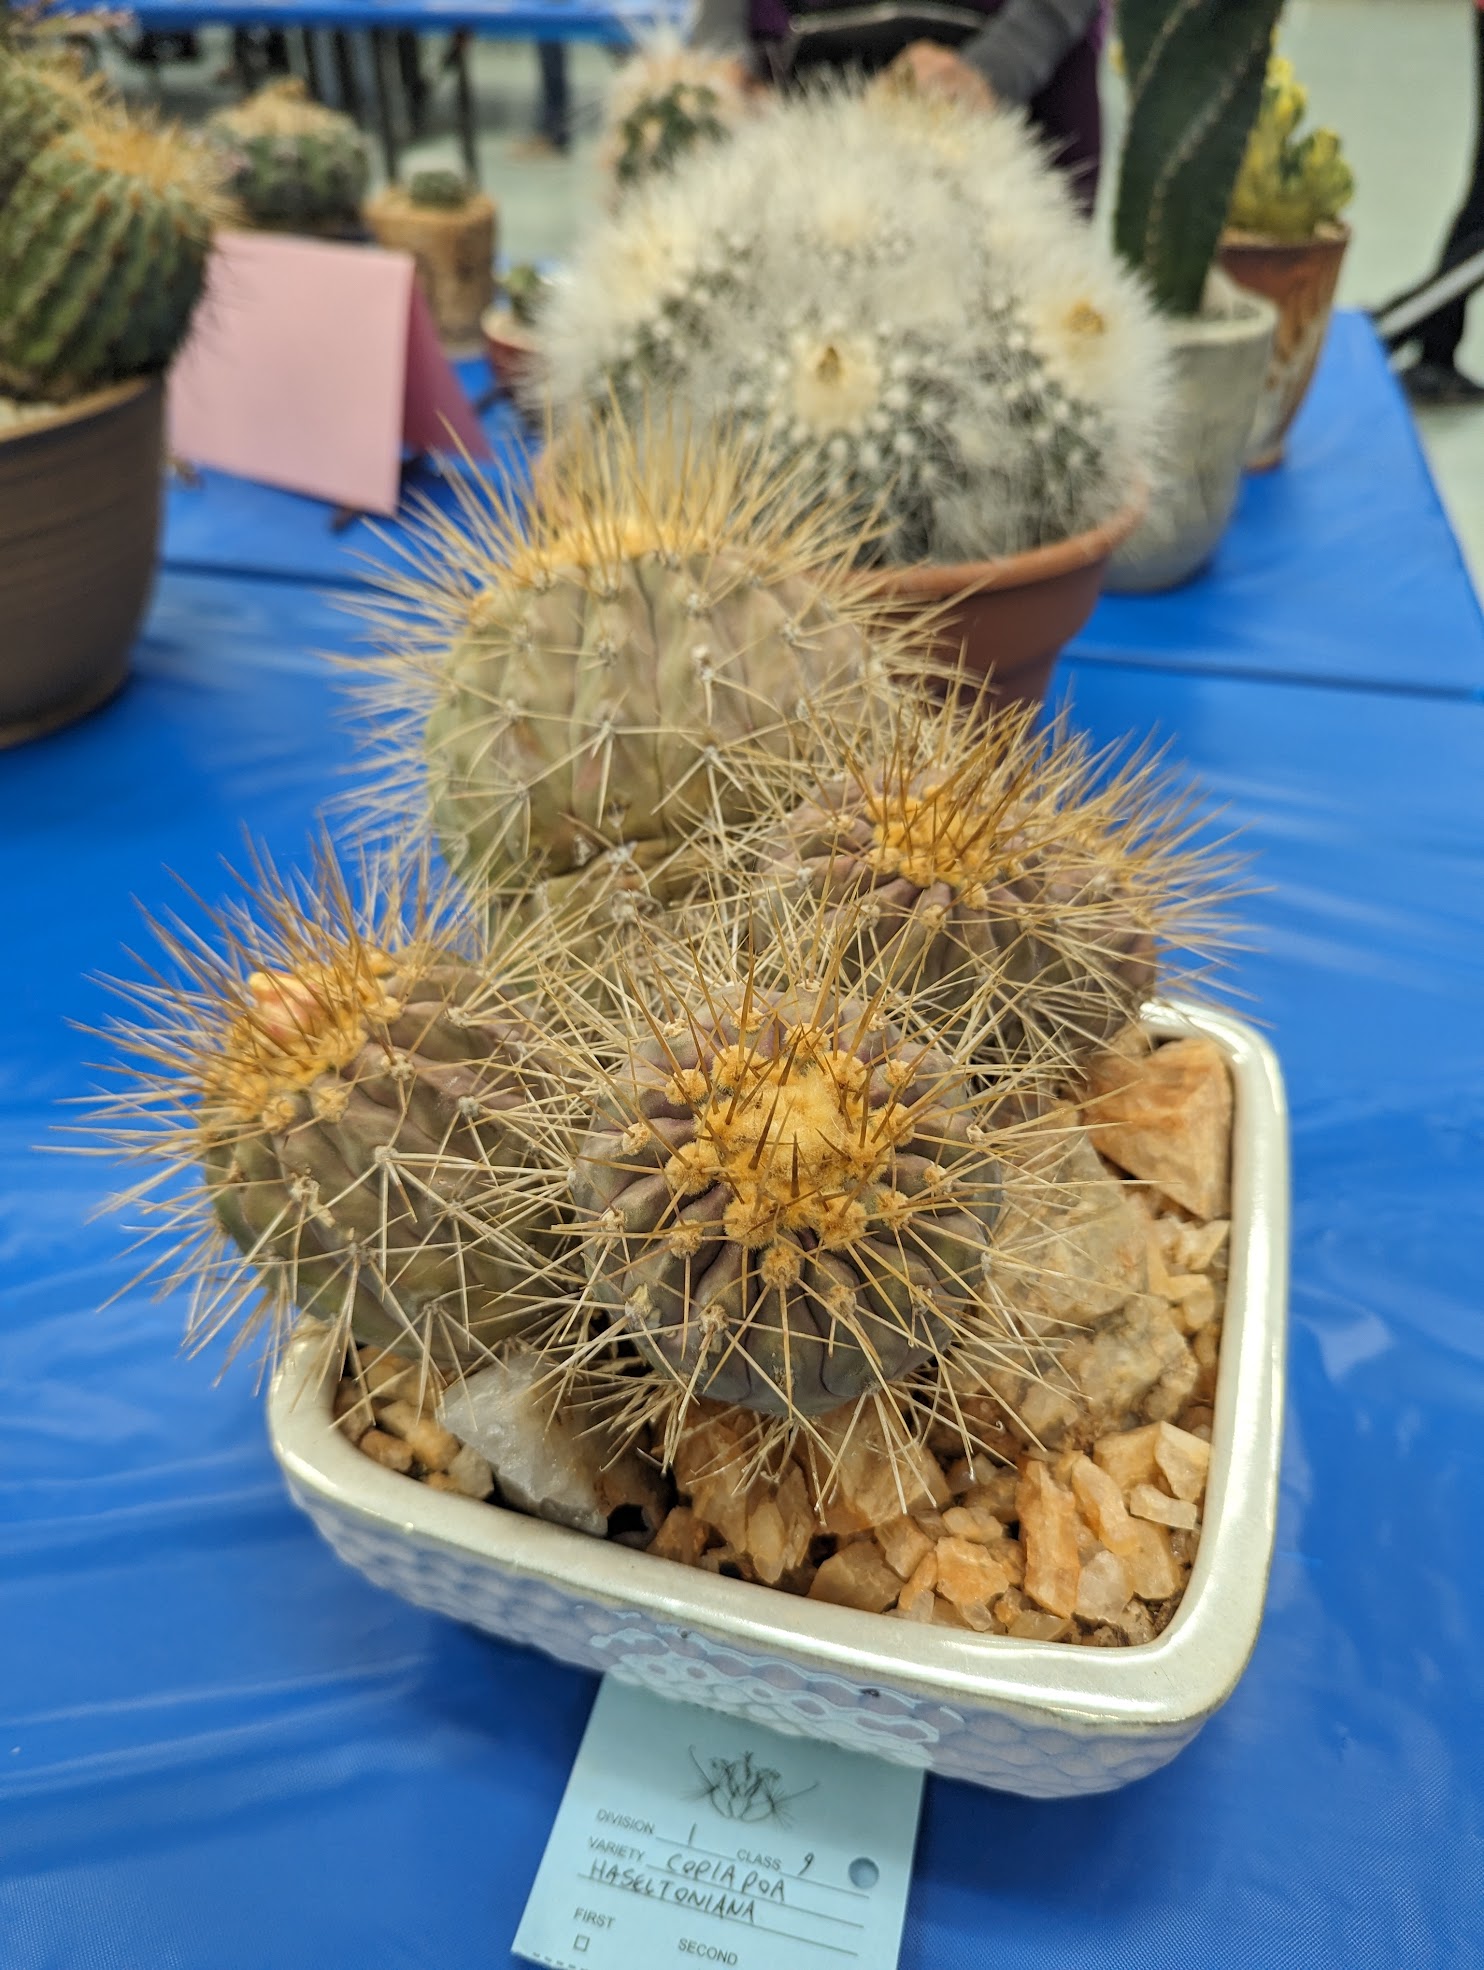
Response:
[168,229,490,516]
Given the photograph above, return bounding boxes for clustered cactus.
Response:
[93,411,1236,1492]
[542,84,1169,567]
[206,76,369,233]
[0,43,223,401]
[1227,53,1354,242]
[1113,0,1287,316]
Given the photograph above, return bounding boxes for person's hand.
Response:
[890,40,997,110]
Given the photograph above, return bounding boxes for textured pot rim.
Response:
[1221,219,1353,255]
[480,306,539,352]
[269,997,1288,1738]
[0,374,157,448]
[860,484,1149,605]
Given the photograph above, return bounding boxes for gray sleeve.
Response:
[689,0,751,50]
[959,0,1100,102]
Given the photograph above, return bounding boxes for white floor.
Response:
[122,0,1484,587]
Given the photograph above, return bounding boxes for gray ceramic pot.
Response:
[1107,274,1277,594]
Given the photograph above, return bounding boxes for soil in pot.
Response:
[862,493,1147,711]
[0,377,164,746]
[1219,222,1351,471]
[1106,273,1277,595]
[338,1029,1233,1650]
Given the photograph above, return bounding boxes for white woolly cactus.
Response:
[541,83,1170,566]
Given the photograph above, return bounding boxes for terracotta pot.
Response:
[366,188,498,352]
[1106,273,1277,595]
[0,377,164,747]
[480,305,541,403]
[860,491,1146,708]
[1219,222,1351,471]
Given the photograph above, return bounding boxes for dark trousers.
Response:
[1419,9,1484,364]
[538,41,570,148]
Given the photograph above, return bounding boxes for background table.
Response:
[4,319,1483,1968]
[60,0,687,179]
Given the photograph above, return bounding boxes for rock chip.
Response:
[1083,1038,1233,1219]
[1074,1548,1133,1625]
[808,1543,902,1613]
[1128,1483,1199,1531]
[1065,1296,1199,1434]
[1016,1462,1082,1618]
[437,1353,655,1538]
[1153,1420,1213,1502]
[992,1115,1149,1325]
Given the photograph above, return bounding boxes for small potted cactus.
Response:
[0,36,223,741]
[1106,0,1284,592]
[1219,53,1355,470]
[539,82,1166,703]
[480,262,549,400]
[366,167,498,351]
[205,76,369,236]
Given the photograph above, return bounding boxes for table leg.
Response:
[452,33,479,184]
[333,30,361,122]
[371,30,400,182]
[300,27,323,101]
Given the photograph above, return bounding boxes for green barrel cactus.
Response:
[207,77,369,232]
[0,111,223,401]
[0,46,101,201]
[1114,0,1287,316]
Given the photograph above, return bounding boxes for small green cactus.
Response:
[0,110,224,401]
[1228,54,1354,241]
[502,263,548,328]
[207,77,369,232]
[408,166,470,210]
[1114,0,1286,316]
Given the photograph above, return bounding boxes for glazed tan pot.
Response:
[862,491,1147,709]
[367,188,498,352]
[1219,221,1351,470]
[0,377,164,747]
[1107,273,1277,595]
[269,998,1289,1802]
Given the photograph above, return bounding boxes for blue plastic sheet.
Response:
[161,319,1484,697]
[1082,314,1484,699]
[55,0,681,38]
[6,344,1484,1967]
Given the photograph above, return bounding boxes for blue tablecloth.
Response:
[1073,314,1484,698]
[162,317,1484,698]
[164,361,534,586]
[5,315,1484,1968]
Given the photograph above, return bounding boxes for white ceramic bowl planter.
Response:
[269,1000,1288,1800]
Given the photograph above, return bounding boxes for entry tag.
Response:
[513,1677,925,1970]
